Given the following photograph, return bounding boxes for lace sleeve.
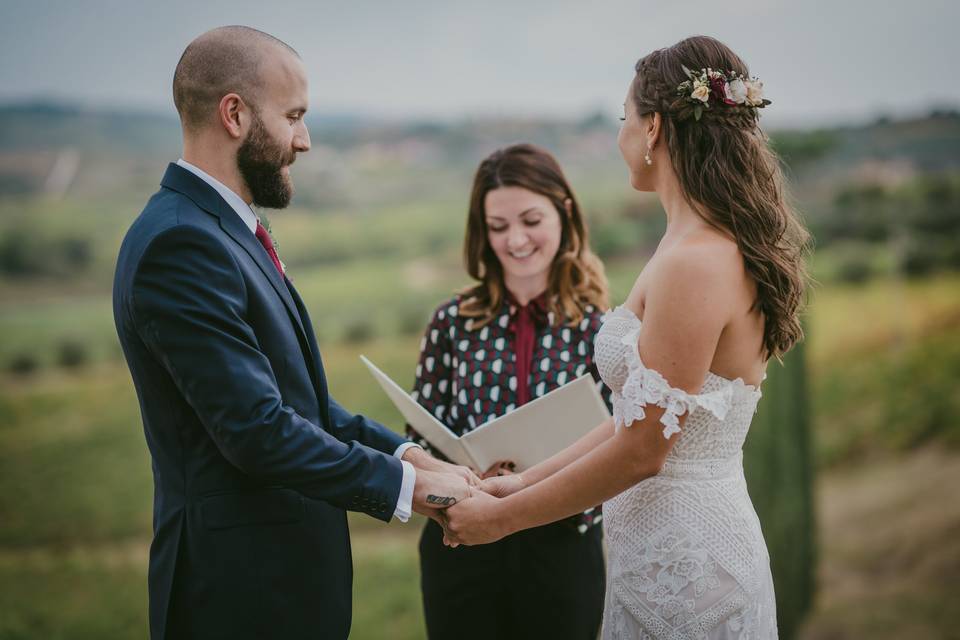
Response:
[614,331,734,439]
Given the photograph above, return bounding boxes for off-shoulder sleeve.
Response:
[614,329,734,439]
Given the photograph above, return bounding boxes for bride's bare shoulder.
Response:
[627,229,747,317]
[652,230,744,288]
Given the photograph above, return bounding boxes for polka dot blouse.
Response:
[408,293,613,533]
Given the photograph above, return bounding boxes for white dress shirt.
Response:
[176,159,418,522]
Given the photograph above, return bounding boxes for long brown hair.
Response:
[632,36,810,359]
[460,143,609,328]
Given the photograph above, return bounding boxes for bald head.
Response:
[173,26,300,132]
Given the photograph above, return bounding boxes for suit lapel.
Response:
[285,279,331,424]
[160,163,311,361]
[217,213,309,341]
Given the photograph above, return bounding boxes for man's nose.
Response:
[294,123,311,152]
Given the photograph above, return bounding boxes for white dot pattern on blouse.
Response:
[406,295,614,533]
[409,295,612,439]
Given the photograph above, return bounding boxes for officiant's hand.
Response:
[441,490,510,546]
[480,460,517,480]
[402,446,480,487]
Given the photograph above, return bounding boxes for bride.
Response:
[442,35,809,639]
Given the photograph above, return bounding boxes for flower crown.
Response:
[676,65,770,121]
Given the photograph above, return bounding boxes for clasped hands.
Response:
[404,448,526,546]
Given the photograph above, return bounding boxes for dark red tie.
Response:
[255,221,284,277]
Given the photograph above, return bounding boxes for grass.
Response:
[350,526,427,639]
[0,297,118,370]
[0,528,432,640]
[805,272,960,370]
[811,322,960,467]
[0,366,151,547]
[0,544,147,640]
[799,447,960,639]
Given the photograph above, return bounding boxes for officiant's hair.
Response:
[173,26,300,132]
[631,35,810,360]
[460,144,609,329]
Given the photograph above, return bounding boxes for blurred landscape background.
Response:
[2,102,959,640]
[1,1,959,638]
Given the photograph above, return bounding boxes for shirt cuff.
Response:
[393,460,416,523]
[393,441,421,460]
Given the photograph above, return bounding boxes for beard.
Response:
[237,113,296,209]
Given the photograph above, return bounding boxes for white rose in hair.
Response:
[691,82,710,103]
[726,78,748,104]
[745,80,765,106]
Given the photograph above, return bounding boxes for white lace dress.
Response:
[596,306,778,639]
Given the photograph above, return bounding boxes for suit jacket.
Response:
[113,163,407,640]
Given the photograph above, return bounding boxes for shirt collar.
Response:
[505,289,550,312]
[504,289,552,327]
[176,158,258,234]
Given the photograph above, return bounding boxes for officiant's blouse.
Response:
[407,291,612,533]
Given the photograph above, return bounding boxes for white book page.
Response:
[359,356,477,469]
[460,374,610,472]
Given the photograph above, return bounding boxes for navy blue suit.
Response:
[113,163,407,639]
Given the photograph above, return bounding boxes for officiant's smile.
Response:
[484,185,563,303]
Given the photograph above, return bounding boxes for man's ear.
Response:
[218,93,247,140]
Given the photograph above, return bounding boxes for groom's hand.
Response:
[402,446,480,487]
[412,469,472,519]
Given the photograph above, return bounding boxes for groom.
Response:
[113,26,474,640]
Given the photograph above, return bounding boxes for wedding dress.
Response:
[595,306,778,639]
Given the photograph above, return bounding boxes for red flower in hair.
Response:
[677,66,771,120]
[709,75,736,105]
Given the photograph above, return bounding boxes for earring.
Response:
[645,148,653,165]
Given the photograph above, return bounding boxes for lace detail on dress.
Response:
[596,305,778,639]
[615,327,734,439]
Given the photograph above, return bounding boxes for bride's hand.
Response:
[441,490,511,546]
[479,468,526,499]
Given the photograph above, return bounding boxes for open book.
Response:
[361,355,610,472]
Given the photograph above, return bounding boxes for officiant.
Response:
[407,144,613,640]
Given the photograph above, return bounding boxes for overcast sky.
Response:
[0,0,955,126]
